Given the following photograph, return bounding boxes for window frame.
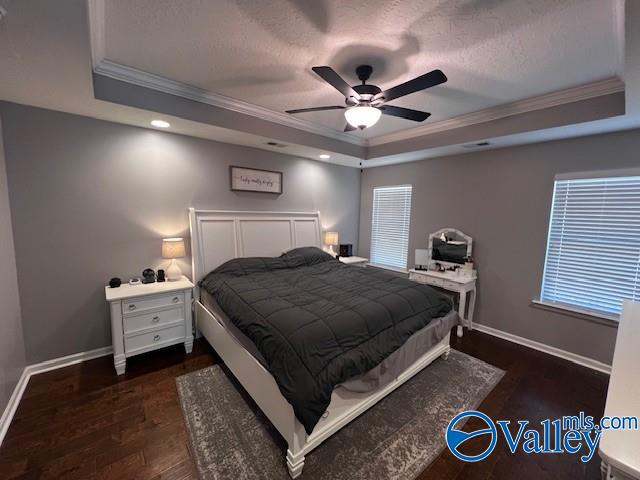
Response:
[369,184,413,272]
[536,168,640,323]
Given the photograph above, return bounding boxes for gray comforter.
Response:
[200,247,453,434]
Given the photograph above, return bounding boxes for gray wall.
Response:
[359,130,640,365]
[0,112,26,410]
[1,102,361,363]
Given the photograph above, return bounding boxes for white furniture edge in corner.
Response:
[599,300,640,480]
[189,209,451,478]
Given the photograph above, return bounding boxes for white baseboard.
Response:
[26,346,113,376]
[0,367,30,446]
[0,345,113,446]
[472,323,612,375]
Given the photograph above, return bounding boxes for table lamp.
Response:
[162,237,186,281]
[324,231,339,257]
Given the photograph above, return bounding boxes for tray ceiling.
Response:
[102,0,622,138]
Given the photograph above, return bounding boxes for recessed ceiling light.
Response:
[319,154,331,159]
[151,120,170,128]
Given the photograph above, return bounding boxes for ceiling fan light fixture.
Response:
[344,105,381,129]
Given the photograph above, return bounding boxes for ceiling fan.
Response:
[286,65,447,131]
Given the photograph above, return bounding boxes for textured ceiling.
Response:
[103,0,622,138]
[0,0,361,166]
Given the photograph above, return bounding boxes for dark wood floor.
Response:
[0,330,609,479]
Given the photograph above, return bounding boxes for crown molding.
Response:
[86,0,363,147]
[94,61,622,151]
[87,0,624,154]
[86,0,105,68]
[94,60,366,146]
[367,77,625,147]
[613,0,625,76]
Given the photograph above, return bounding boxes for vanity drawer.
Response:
[442,279,460,290]
[123,292,183,315]
[124,324,185,354]
[426,277,444,287]
[123,307,183,334]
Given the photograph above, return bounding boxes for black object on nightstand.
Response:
[339,244,353,257]
[108,277,121,288]
[157,269,166,282]
[142,268,156,284]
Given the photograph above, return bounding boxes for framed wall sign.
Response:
[230,166,283,194]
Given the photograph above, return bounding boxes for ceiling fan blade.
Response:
[312,66,361,101]
[379,105,431,122]
[286,106,345,114]
[344,123,357,132]
[375,69,447,103]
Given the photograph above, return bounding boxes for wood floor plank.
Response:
[0,331,608,479]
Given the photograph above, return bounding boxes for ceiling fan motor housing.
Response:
[347,84,382,106]
[346,65,382,106]
[356,65,373,82]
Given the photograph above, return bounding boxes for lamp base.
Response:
[166,258,182,281]
[327,245,338,258]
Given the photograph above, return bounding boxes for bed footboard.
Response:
[196,300,451,478]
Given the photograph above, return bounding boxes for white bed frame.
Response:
[189,209,451,478]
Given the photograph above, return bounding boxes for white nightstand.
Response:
[105,276,194,375]
[339,256,368,267]
[408,269,477,338]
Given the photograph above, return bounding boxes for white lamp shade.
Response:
[324,231,339,246]
[344,106,382,129]
[162,237,186,259]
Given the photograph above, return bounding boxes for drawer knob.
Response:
[172,297,179,303]
[152,316,160,323]
[128,304,136,311]
[153,334,161,342]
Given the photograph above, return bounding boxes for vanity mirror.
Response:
[409,227,476,337]
[427,228,472,269]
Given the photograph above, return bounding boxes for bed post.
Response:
[286,420,307,478]
[441,332,452,360]
[188,208,202,338]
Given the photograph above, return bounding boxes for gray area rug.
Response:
[176,350,504,480]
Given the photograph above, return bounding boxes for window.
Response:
[370,185,412,270]
[540,172,640,319]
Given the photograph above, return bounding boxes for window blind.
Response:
[541,174,640,318]
[370,185,412,270]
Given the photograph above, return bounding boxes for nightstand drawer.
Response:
[123,307,184,334]
[125,324,185,354]
[123,292,183,315]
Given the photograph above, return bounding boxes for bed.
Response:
[189,210,457,477]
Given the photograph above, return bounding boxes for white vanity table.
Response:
[409,228,477,338]
[409,269,476,337]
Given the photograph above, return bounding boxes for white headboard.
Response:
[189,209,322,284]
